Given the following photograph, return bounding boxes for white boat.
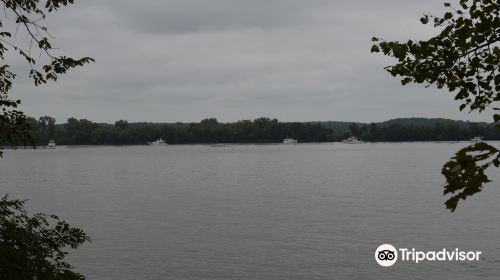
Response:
[47,139,56,148]
[147,138,168,145]
[470,136,483,143]
[283,138,298,144]
[211,144,228,147]
[341,136,365,144]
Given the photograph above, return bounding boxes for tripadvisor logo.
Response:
[375,244,481,267]
[375,244,398,267]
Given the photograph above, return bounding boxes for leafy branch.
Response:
[0,1,92,278]
[372,0,499,211]
[0,195,90,278]
[442,142,499,211]
[0,0,94,156]
[371,0,499,116]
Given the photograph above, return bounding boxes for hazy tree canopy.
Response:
[372,0,499,211]
[0,0,94,157]
[23,117,500,145]
[26,117,335,145]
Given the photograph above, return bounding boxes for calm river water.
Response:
[1,143,500,279]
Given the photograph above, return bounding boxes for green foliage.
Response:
[27,117,335,145]
[0,0,94,156]
[372,0,499,211]
[442,143,500,211]
[38,116,56,139]
[0,94,32,157]
[372,0,499,115]
[114,120,128,131]
[321,118,500,141]
[0,1,93,278]
[0,196,89,279]
[23,117,500,145]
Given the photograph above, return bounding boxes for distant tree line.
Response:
[21,116,500,146]
[342,122,500,142]
[27,117,333,145]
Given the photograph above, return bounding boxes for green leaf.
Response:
[442,144,499,212]
[420,15,429,24]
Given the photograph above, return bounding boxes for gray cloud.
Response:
[8,0,492,123]
[92,0,329,34]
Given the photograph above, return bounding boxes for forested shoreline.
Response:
[24,116,500,145]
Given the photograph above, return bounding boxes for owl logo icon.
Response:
[375,244,398,267]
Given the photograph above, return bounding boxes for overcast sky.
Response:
[7,0,492,123]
